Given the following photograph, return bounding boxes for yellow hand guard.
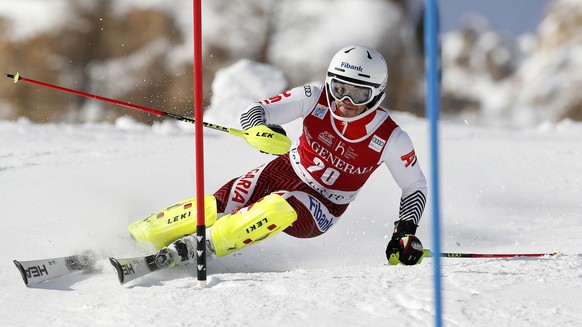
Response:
[210,194,297,257]
[229,125,291,155]
[128,196,217,250]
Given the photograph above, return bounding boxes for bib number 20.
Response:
[307,157,340,186]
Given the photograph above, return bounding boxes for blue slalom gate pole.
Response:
[424,0,443,326]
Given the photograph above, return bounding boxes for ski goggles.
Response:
[329,78,374,105]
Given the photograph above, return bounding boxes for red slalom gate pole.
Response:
[193,0,207,288]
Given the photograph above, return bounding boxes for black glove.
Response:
[259,124,287,155]
[386,220,424,265]
[265,124,286,136]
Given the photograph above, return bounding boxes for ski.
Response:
[13,250,97,287]
[109,254,165,285]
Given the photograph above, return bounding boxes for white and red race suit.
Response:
[213,83,427,238]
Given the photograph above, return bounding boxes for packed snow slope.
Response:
[0,112,581,326]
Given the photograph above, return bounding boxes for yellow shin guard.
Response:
[128,196,217,250]
[210,194,297,257]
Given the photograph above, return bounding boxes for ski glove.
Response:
[386,220,424,265]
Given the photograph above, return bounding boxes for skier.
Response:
[129,45,428,266]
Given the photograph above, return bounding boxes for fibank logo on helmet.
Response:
[340,62,363,72]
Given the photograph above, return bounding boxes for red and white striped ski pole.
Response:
[5,73,291,154]
[6,72,198,124]
[423,250,560,258]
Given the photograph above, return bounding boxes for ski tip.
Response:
[13,260,30,287]
[109,258,125,284]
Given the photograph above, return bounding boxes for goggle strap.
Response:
[327,72,381,89]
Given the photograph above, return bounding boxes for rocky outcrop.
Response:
[510,0,582,125]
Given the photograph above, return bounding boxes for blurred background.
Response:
[0,0,579,127]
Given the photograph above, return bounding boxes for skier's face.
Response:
[335,99,367,118]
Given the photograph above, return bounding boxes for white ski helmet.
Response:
[325,45,388,122]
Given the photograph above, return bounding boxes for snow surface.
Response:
[1,61,582,326]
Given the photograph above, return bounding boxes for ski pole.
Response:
[5,73,291,155]
[423,249,559,258]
